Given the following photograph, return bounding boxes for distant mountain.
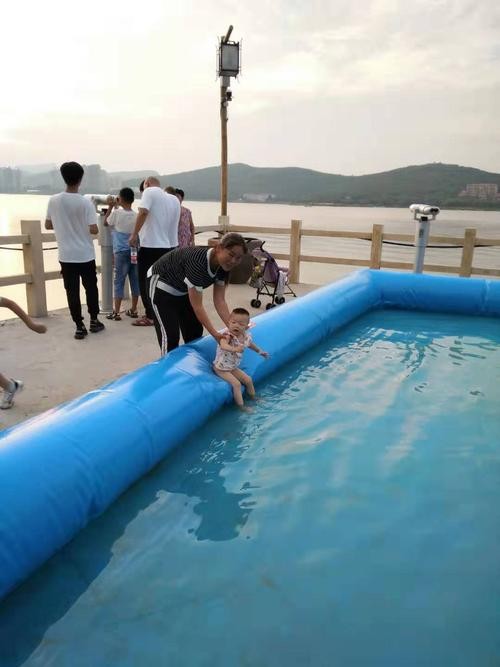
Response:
[3,162,500,208]
[108,170,159,180]
[121,162,500,209]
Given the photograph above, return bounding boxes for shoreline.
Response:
[1,191,499,212]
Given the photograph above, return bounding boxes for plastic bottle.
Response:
[130,246,138,264]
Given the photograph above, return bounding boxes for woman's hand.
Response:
[213,331,225,344]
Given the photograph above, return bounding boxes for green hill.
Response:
[123,162,500,209]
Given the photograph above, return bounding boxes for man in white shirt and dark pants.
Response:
[128,176,180,327]
[45,161,105,339]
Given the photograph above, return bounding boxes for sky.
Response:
[1,0,500,176]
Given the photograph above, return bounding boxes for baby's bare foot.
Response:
[238,404,254,413]
[247,394,262,402]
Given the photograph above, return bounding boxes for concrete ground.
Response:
[0,281,319,431]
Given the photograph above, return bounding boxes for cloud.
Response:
[1,0,500,173]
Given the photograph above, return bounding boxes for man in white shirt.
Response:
[128,176,180,326]
[45,161,105,339]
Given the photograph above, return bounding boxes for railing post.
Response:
[218,215,230,233]
[370,224,384,269]
[21,220,47,317]
[289,219,302,283]
[459,228,476,277]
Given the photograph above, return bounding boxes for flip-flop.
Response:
[132,317,154,327]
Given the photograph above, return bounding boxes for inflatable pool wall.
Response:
[1,270,500,598]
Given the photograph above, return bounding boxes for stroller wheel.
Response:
[265,303,275,310]
[275,296,285,305]
[250,299,261,308]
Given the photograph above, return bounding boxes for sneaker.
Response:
[1,379,24,409]
[74,324,88,340]
[89,319,105,333]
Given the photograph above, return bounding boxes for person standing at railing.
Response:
[128,177,180,328]
[0,296,46,409]
[147,232,247,355]
[45,161,106,340]
[103,187,140,320]
[175,188,195,248]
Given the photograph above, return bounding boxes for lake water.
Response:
[1,194,499,313]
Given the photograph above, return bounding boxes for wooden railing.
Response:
[227,221,500,283]
[0,220,221,317]
[1,219,499,317]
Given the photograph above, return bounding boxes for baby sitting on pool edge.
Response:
[213,307,269,412]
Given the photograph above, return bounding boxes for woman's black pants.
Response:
[138,247,173,319]
[148,276,203,355]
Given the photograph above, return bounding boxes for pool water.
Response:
[1,310,500,666]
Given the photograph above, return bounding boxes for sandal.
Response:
[106,311,122,321]
[132,316,154,327]
[125,309,138,318]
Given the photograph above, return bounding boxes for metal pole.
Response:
[220,76,229,217]
[414,216,430,273]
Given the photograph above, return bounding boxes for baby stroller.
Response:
[248,240,297,310]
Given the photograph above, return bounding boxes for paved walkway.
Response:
[0,281,319,431]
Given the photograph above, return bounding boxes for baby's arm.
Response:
[0,297,47,333]
[219,335,245,353]
[248,340,269,358]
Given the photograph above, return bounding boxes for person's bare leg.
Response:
[214,368,252,411]
[0,373,23,409]
[131,295,139,313]
[1,297,46,333]
[0,372,11,391]
[232,368,257,399]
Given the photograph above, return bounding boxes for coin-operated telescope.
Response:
[409,204,440,273]
[84,194,116,312]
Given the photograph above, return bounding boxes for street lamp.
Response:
[217,25,241,219]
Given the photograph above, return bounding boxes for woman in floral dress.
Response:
[175,188,195,248]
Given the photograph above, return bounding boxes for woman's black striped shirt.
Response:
[151,246,228,294]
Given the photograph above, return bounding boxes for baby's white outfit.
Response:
[213,331,252,371]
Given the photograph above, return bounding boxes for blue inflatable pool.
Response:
[1,269,499,599]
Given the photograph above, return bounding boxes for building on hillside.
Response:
[82,164,109,193]
[241,193,276,203]
[459,183,500,199]
[0,167,21,193]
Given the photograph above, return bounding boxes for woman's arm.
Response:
[188,288,224,342]
[212,283,231,327]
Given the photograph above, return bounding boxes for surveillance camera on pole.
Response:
[409,203,440,273]
[216,25,241,219]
